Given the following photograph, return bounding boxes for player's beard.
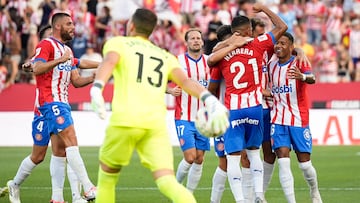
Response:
[60,28,73,42]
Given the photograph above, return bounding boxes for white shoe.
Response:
[7,180,21,203]
[73,197,88,203]
[83,186,96,201]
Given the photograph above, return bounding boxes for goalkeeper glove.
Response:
[90,80,106,119]
[200,91,229,136]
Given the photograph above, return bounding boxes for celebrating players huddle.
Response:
[3,3,322,203]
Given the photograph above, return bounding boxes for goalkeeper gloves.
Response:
[200,90,229,136]
[90,80,106,119]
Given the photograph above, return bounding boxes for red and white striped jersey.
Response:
[268,56,312,127]
[215,33,275,110]
[180,0,203,14]
[305,1,326,30]
[175,53,210,121]
[326,6,343,31]
[261,49,275,109]
[33,37,79,106]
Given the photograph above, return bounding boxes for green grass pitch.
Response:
[0,146,359,203]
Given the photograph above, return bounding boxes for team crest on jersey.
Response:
[262,66,267,73]
[35,133,43,141]
[56,116,65,125]
[179,138,185,146]
[303,129,311,141]
[216,142,224,152]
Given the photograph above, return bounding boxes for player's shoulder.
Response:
[202,54,210,60]
[38,38,53,47]
[268,58,278,68]
[255,33,272,43]
[105,36,126,45]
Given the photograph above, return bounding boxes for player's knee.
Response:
[264,152,276,164]
[30,155,45,164]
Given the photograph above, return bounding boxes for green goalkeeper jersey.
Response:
[102,36,180,129]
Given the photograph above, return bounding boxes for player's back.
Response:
[103,36,179,129]
[218,33,274,109]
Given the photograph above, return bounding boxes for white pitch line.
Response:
[17,186,360,191]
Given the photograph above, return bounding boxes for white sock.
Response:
[263,161,275,193]
[67,164,82,201]
[242,167,254,202]
[210,167,227,203]
[246,149,264,200]
[298,161,320,196]
[176,159,191,184]
[13,155,37,186]
[278,158,295,203]
[66,146,94,192]
[227,155,244,202]
[50,155,66,202]
[186,162,203,193]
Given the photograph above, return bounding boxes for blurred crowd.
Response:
[0,0,360,93]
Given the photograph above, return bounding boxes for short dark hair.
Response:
[184,28,202,41]
[39,24,52,39]
[216,25,232,41]
[51,12,71,26]
[132,8,157,37]
[283,32,294,44]
[231,15,250,31]
[250,18,265,32]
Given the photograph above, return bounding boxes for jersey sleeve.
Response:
[300,61,312,74]
[33,40,53,63]
[210,66,222,83]
[254,33,276,54]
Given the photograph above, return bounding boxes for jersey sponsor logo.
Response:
[231,117,259,128]
[272,84,293,94]
[224,47,254,61]
[35,133,43,141]
[56,116,65,125]
[57,63,72,71]
[198,79,208,87]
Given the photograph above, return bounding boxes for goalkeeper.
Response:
[89,8,229,203]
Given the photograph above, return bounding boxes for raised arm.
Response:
[253,3,287,41]
[207,35,252,67]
